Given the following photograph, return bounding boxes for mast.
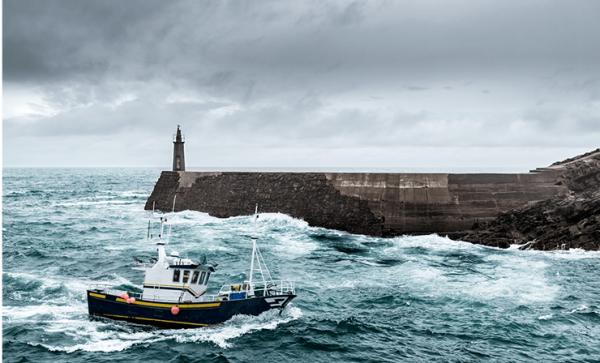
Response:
[147,201,156,239]
[159,216,164,239]
[248,204,272,287]
[168,194,177,241]
[248,204,258,285]
[156,216,166,262]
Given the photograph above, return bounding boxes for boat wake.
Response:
[168,306,302,348]
[24,306,302,353]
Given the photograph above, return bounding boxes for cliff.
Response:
[145,168,566,238]
[459,149,600,250]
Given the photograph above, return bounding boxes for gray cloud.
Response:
[3,0,600,168]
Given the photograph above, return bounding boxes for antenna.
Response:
[167,194,177,242]
[159,216,164,239]
[253,203,259,235]
[147,201,156,239]
[248,204,258,285]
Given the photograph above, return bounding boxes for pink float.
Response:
[171,306,180,315]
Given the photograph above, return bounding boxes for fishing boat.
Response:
[87,205,296,328]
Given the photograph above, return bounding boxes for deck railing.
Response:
[89,279,295,303]
[88,284,140,298]
[219,280,295,296]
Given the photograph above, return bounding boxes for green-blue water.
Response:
[3,168,600,362]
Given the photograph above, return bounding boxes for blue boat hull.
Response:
[87,290,295,328]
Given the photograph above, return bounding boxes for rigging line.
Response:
[249,203,259,285]
[256,245,273,281]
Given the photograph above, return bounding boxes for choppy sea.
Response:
[3,168,600,362]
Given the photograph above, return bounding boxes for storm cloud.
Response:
[3,0,600,168]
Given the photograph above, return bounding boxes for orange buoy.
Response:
[126,297,136,304]
[120,293,129,300]
[171,306,180,315]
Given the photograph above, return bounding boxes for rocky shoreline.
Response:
[456,149,600,251]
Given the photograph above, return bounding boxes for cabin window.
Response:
[172,269,180,282]
[191,271,199,284]
[204,272,211,284]
[199,272,206,285]
[182,270,190,283]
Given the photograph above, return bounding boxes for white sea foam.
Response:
[509,244,600,259]
[544,249,600,260]
[378,242,561,304]
[568,304,589,313]
[3,271,134,301]
[164,210,219,225]
[34,327,163,353]
[55,200,137,207]
[168,306,302,349]
[256,213,309,230]
[463,255,559,304]
[272,235,318,258]
[16,296,163,353]
[386,234,482,254]
[118,190,149,198]
[29,306,302,353]
[410,264,447,283]
[3,304,87,321]
[319,275,390,290]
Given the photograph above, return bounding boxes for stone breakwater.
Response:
[145,168,566,239]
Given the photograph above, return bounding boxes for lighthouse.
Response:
[172,125,185,171]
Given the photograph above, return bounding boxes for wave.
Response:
[163,211,310,230]
[28,306,302,353]
[169,306,302,349]
[508,243,600,259]
[160,210,220,225]
[536,248,600,260]
[55,200,140,207]
[33,324,161,353]
[272,234,318,258]
[3,303,87,321]
[538,313,554,320]
[369,244,561,305]
[254,213,309,230]
[118,191,149,198]
[3,271,134,304]
[387,234,487,253]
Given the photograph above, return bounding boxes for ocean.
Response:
[3,168,600,362]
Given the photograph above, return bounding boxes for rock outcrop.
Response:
[459,149,600,250]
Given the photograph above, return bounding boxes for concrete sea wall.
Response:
[145,169,566,237]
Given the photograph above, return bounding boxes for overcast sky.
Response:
[3,0,599,170]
